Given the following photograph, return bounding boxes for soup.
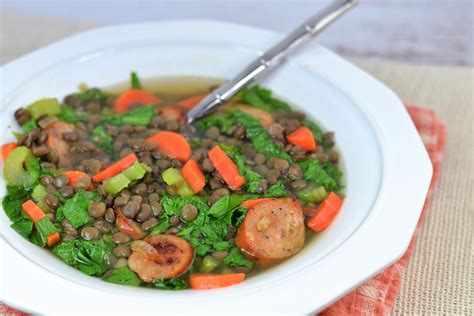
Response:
[1,73,343,290]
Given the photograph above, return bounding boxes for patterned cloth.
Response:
[1,105,446,316]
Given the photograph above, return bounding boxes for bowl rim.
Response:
[0,20,432,314]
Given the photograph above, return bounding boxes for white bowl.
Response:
[0,21,432,314]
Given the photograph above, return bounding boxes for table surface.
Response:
[1,10,473,315]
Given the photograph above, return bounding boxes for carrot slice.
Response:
[116,208,146,240]
[47,232,61,247]
[63,171,94,190]
[114,89,161,113]
[307,192,343,232]
[241,198,273,209]
[22,200,45,224]
[92,153,138,182]
[146,131,191,162]
[286,126,317,151]
[237,105,274,128]
[158,105,185,123]
[178,94,206,110]
[189,273,246,290]
[2,142,17,161]
[208,145,245,190]
[182,160,206,193]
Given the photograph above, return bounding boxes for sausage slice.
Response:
[236,197,305,266]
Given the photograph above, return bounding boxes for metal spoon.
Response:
[187,0,358,123]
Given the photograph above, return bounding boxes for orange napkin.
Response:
[322,105,446,315]
[1,105,446,316]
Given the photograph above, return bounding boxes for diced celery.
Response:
[122,162,146,182]
[177,182,195,197]
[32,184,48,201]
[162,168,183,186]
[295,184,328,203]
[104,173,131,195]
[3,146,39,187]
[199,255,219,273]
[28,98,61,119]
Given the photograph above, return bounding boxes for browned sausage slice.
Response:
[128,234,194,282]
[44,121,75,165]
[236,197,305,266]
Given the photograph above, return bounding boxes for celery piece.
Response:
[177,181,195,197]
[104,173,131,195]
[295,184,328,203]
[32,184,48,201]
[162,168,183,186]
[28,98,61,119]
[199,255,219,273]
[122,162,146,182]
[3,146,40,187]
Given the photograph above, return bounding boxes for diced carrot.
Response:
[241,198,273,209]
[237,105,274,128]
[157,105,185,123]
[22,200,45,224]
[2,142,17,161]
[208,145,245,190]
[92,153,138,183]
[146,131,191,162]
[178,94,206,110]
[47,232,61,247]
[182,160,206,193]
[63,171,94,190]
[307,192,343,232]
[189,273,246,290]
[286,126,317,151]
[116,209,146,240]
[114,89,161,113]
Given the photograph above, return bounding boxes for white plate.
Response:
[0,21,432,315]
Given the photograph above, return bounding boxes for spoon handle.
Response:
[187,0,358,123]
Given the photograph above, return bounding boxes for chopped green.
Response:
[34,217,61,247]
[208,195,246,219]
[2,185,30,222]
[223,247,253,269]
[323,162,343,182]
[73,88,108,102]
[103,173,131,195]
[3,146,40,188]
[57,190,102,228]
[199,255,219,273]
[53,238,113,276]
[242,85,291,113]
[10,215,34,239]
[21,119,38,133]
[91,126,113,153]
[103,267,142,286]
[102,105,155,126]
[154,277,188,290]
[28,98,61,119]
[57,106,83,123]
[299,159,339,192]
[130,71,142,89]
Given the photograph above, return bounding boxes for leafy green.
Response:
[130,72,142,89]
[299,159,338,192]
[21,119,38,133]
[222,206,247,228]
[242,85,291,113]
[102,105,155,126]
[154,277,188,290]
[57,106,83,123]
[91,126,113,153]
[103,267,142,286]
[223,247,253,269]
[34,217,61,247]
[208,195,247,219]
[57,190,102,229]
[2,186,30,222]
[178,219,232,256]
[323,162,343,182]
[10,215,34,238]
[73,88,108,102]
[302,119,324,144]
[265,181,289,197]
[53,238,113,276]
